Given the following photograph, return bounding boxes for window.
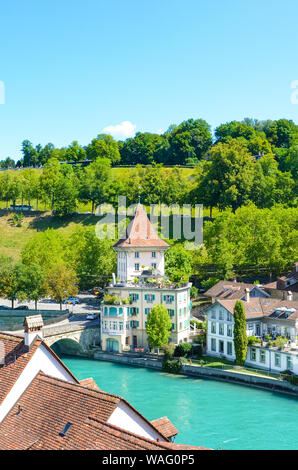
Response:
[227,312,233,322]
[164,295,174,303]
[227,342,232,355]
[152,252,156,258]
[119,322,123,331]
[219,310,224,320]
[287,355,293,370]
[130,293,139,302]
[179,322,182,330]
[219,323,224,335]
[135,252,139,258]
[211,310,216,319]
[211,322,216,334]
[151,263,157,269]
[211,338,216,352]
[260,350,266,364]
[145,294,155,303]
[168,309,175,317]
[227,325,232,337]
[275,353,281,368]
[134,263,139,271]
[250,348,256,361]
[219,340,224,353]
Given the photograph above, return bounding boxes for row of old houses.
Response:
[202,266,298,374]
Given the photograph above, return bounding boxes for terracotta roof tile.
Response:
[151,416,178,439]
[113,204,169,249]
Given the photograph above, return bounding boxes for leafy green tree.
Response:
[45,264,78,310]
[0,261,19,308]
[120,132,166,165]
[79,157,111,213]
[21,229,66,271]
[146,304,172,352]
[233,300,248,366]
[165,244,192,283]
[86,134,120,164]
[16,263,47,310]
[168,118,212,164]
[194,139,254,212]
[65,227,117,289]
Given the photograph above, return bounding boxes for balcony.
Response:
[101,328,126,336]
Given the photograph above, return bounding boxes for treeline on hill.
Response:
[0,205,297,306]
[1,118,298,173]
[0,143,296,216]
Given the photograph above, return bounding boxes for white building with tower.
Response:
[101,203,192,353]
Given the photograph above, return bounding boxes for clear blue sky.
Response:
[1,0,298,160]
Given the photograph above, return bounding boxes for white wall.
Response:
[108,400,165,441]
[0,343,76,423]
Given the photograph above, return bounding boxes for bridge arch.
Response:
[50,338,83,356]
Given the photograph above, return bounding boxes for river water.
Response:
[61,356,298,450]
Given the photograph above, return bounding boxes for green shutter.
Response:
[136,308,139,314]
[163,295,166,301]
[171,323,175,331]
[137,321,139,327]
[136,294,139,300]
[152,294,155,301]
[145,294,147,300]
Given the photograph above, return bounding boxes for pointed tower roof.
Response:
[113,204,169,249]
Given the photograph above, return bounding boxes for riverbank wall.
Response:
[93,351,298,396]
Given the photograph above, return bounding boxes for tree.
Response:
[0,261,19,308]
[86,134,120,164]
[233,300,248,366]
[194,139,254,212]
[120,132,166,165]
[16,263,47,310]
[146,305,172,352]
[165,244,192,284]
[45,264,78,310]
[78,157,111,213]
[168,118,212,164]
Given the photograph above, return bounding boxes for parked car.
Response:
[91,287,104,296]
[63,297,80,305]
[86,313,98,320]
[14,306,29,310]
[0,305,11,310]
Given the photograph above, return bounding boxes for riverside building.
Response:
[101,203,191,353]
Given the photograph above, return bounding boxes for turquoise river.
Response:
[61,356,298,450]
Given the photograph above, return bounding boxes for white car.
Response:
[86,313,97,320]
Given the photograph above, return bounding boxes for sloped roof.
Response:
[204,280,268,300]
[0,372,207,450]
[151,416,179,438]
[113,204,169,249]
[214,298,298,321]
[0,332,78,406]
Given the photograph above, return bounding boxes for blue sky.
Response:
[1,0,298,160]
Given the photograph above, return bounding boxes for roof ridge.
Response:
[86,416,172,449]
[37,372,121,402]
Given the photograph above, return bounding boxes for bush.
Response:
[162,358,183,374]
[190,318,203,329]
[247,336,262,345]
[163,342,175,359]
[190,286,198,299]
[174,342,192,357]
[201,277,220,291]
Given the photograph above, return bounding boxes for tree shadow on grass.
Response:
[28,213,104,232]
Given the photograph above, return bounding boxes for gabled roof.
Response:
[113,203,169,249]
[0,332,78,406]
[151,416,179,439]
[204,280,264,300]
[0,372,207,450]
[210,298,298,321]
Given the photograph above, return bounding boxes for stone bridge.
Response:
[43,318,100,356]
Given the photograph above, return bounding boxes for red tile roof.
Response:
[151,416,178,439]
[214,298,298,320]
[204,280,258,300]
[0,372,207,450]
[113,204,169,249]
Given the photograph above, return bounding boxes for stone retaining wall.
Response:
[93,351,298,396]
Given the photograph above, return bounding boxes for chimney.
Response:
[23,315,44,350]
[287,291,293,302]
[244,288,250,302]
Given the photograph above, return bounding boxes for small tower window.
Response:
[152,252,156,258]
[135,252,139,258]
